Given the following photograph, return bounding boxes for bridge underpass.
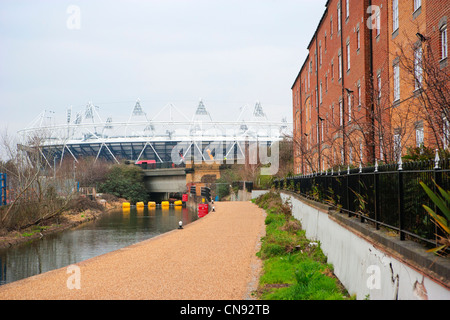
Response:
[143,167,187,202]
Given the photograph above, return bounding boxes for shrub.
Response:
[98,164,149,204]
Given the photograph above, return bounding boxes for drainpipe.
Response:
[316,35,321,172]
[368,0,376,164]
[340,1,346,166]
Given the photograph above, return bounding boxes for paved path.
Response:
[0,202,266,300]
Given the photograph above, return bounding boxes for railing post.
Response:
[374,159,380,230]
[346,165,351,218]
[359,162,364,223]
[398,157,405,241]
[433,149,443,246]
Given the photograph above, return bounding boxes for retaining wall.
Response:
[252,190,450,300]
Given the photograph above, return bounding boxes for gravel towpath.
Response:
[0,201,266,300]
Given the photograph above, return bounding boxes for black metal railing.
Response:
[273,155,449,247]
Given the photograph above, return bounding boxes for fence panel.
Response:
[273,157,449,246]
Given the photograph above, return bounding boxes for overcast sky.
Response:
[0,0,327,138]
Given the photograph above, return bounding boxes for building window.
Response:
[376,9,381,37]
[414,47,423,89]
[358,84,361,106]
[360,142,364,164]
[377,74,382,100]
[346,0,350,19]
[330,16,333,37]
[442,25,448,60]
[443,116,450,149]
[331,104,334,123]
[338,51,343,79]
[414,0,421,12]
[416,126,424,147]
[319,43,322,66]
[394,133,402,161]
[379,136,384,161]
[349,146,353,165]
[347,42,351,71]
[321,121,324,142]
[393,63,400,102]
[348,93,352,122]
[337,3,341,32]
[331,61,334,79]
[357,28,360,50]
[393,0,399,32]
[339,99,343,126]
[320,81,323,104]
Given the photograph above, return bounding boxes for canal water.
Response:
[0,206,198,286]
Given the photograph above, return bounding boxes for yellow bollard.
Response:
[122,202,131,209]
[174,200,182,206]
[161,201,170,207]
[148,201,156,207]
[136,202,145,208]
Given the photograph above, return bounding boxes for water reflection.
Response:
[0,206,197,286]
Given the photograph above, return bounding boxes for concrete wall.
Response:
[253,190,450,300]
[251,190,270,200]
[144,175,186,193]
[280,192,450,300]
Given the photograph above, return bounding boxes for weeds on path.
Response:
[253,191,352,300]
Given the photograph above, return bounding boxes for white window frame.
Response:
[377,74,382,99]
[394,133,402,161]
[414,0,421,12]
[443,116,449,149]
[349,146,353,165]
[379,136,384,161]
[357,28,360,50]
[376,9,381,37]
[393,63,400,102]
[337,3,341,32]
[393,0,399,32]
[348,93,352,122]
[320,81,323,104]
[442,25,448,60]
[346,0,350,19]
[414,47,423,90]
[416,126,424,147]
[358,84,361,106]
[347,42,351,71]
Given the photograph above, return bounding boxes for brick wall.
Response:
[293,0,449,174]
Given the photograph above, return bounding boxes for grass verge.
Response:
[253,191,352,300]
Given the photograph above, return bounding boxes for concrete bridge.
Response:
[141,164,221,201]
[143,167,188,194]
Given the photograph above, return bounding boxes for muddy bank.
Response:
[0,201,123,250]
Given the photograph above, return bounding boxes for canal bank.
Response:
[0,200,123,250]
[0,201,266,300]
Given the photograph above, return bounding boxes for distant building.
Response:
[292,0,449,174]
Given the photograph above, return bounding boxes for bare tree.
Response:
[0,129,77,230]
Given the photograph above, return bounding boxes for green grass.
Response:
[20,225,50,238]
[254,191,350,300]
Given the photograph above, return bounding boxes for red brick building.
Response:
[293,0,449,174]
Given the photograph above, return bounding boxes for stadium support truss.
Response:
[18,100,291,167]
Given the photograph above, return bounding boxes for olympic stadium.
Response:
[17,100,291,167]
